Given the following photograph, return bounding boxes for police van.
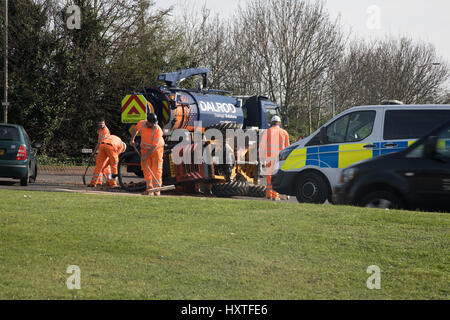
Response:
[271,102,450,203]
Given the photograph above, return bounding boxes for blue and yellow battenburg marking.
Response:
[437,139,450,151]
[281,140,417,171]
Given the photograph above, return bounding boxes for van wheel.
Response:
[295,172,329,204]
[359,190,404,209]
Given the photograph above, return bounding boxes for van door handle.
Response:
[384,143,398,147]
[363,144,376,148]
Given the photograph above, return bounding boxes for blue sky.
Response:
[153,0,450,64]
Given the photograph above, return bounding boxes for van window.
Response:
[384,110,450,140]
[436,125,450,159]
[407,123,450,159]
[346,111,376,142]
[0,126,20,141]
[306,133,320,146]
[324,111,375,145]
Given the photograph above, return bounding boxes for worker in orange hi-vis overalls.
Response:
[92,118,113,185]
[259,115,290,201]
[130,113,165,196]
[88,135,126,188]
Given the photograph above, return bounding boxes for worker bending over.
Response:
[89,135,126,188]
[130,113,165,196]
[92,118,113,185]
[260,115,290,201]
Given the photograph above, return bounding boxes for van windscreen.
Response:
[384,110,450,140]
[0,126,20,141]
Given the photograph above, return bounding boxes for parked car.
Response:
[333,120,450,212]
[272,102,450,204]
[0,123,41,186]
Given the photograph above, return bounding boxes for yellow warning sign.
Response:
[121,94,148,123]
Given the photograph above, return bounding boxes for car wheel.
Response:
[20,175,29,186]
[295,172,329,204]
[29,163,37,183]
[359,190,404,209]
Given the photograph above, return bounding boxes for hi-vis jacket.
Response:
[136,120,164,151]
[259,126,290,160]
[98,126,110,143]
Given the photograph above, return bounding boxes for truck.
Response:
[117,68,281,197]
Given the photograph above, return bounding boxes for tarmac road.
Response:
[0,168,297,202]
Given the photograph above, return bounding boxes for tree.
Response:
[331,37,450,113]
[0,0,64,150]
[1,0,194,157]
[179,0,346,135]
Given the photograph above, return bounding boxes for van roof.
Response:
[355,104,450,108]
[348,104,450,111]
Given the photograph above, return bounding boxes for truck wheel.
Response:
[247,185,266,198]
[212,181,248,197]
[118,152,146,192]
[295,172,329,204]
[359,190,404,209]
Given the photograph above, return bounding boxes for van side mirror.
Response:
[320,127,328,145]
[424,136,437,158]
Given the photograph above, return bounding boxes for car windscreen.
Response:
[0,126,20,141]
[384,110,450,140]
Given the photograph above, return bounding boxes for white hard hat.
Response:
[271,115,281,123]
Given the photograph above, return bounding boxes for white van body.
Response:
[271,104,450,203]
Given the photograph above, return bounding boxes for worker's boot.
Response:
[154,191,161,197]
[280,194,290,200]
[141,190,154,196]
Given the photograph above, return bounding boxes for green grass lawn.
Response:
[0,190,448,300]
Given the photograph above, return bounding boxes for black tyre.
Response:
[117,151,146,192]
[212,181,249,197]
[359,190,404,209]
[295,172,329,204]
[29,163,37,183]
[247,185,266,198]
[20,175,28,186]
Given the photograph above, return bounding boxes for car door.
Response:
[404,124,450,211]
[318,110,378,169]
